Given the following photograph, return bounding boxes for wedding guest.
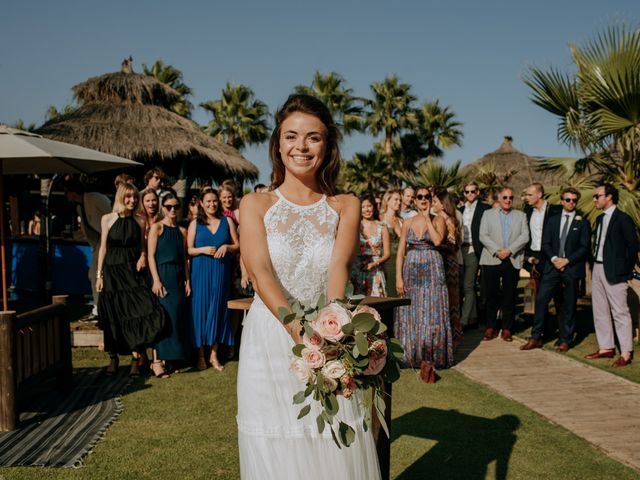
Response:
[479,186,529,342]
[379,189,403,296]
[586,183,638,367]
[396,187,453,368]
[96,182,167,376]
[219,183,240,225]
[114,173,135,191]
[400,186,417,220]
[27,210,42,236]
[433,188,464,350]
[144,167,166,195]
[147,191,192,376]
[524,182,561,279]
[188,187,239,371]
[64,177,112,320]
[139,187,160,238]
[521,187,590,352]
[459,182,490,330]
[350,194,390,296]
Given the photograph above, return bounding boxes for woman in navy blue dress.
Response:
[187,187,239,371]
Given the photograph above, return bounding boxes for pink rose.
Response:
[313,303,351,342]
[290,357,314,384]
[354,305,382,323]
[303,331,325,351]
[363,355,387,375]
[369,339,388,357]
[302,348,326,369]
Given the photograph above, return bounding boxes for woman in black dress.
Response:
[96,182,167,376]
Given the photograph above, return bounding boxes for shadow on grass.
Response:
[392,407,520,480]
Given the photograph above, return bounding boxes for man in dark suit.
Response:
[520,187,591,352]
[459,181,491,329]
[523,182,562,275]
[586,183,639,367]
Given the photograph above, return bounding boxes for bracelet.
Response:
[96,270,104,279]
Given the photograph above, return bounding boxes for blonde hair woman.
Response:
[96,183,167,377]
[379,189,403,296]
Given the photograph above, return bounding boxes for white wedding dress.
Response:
[237,189,381,480]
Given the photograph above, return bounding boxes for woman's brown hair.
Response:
[268,94,341,195]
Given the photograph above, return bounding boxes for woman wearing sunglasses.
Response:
[147,191,192,377]
[395,187,454,369]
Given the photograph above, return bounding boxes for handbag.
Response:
[420,360,439,384]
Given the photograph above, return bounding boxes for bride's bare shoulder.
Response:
[239,191,279,217]
[327,193,360,216]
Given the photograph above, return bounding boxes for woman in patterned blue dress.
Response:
[187,187,239,371]
[395,187,453,369]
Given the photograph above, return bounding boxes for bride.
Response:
[237,95,381,479]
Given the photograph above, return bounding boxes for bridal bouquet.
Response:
[279,290,404,448]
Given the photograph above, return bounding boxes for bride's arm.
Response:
[239,193,301,341]
[327,194,360,301]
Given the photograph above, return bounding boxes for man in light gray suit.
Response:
[479,186,529,342]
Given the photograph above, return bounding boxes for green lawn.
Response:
[1,348,637,479]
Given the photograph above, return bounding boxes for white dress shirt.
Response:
[595,205,616,262]
[462,200,477,246]
[551,210,576,261]
[529,201,547,251]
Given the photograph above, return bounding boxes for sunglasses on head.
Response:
[562,197,578,204]
[416,194,431,201]
[502,195,514,200]
[464,189,477,194]
[163,204,180,211]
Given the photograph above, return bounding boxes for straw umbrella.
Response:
[0,125,142,310]
[36,58,259,188]
[461,136,561,202]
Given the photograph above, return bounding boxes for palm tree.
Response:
[142,60,193,117]
[365,75,417,157]
[412,100,464,159]
[524,24,640,223]
[200,83,270,150]
[45,104,76,122]
[294,71,365,135]
[400,158,465,194]
[472,162,516,204]
[341,151,391,194]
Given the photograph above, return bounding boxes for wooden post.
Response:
[52,295,72,389]
[0,310,17,431]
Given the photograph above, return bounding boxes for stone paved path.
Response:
[453,331,640,472]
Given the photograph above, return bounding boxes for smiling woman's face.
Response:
[279,112,327,180]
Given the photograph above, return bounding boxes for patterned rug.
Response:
[0,368,130,467]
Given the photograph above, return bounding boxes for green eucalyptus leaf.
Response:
[351,313,377,332]
[341,323,355,335]
[293,390,307,404]
[355,332,369,355]
[297,404,311,419]
[317,293,326,308]
[304,384,315,397]
[362,417,369,432]
[282,312,297,325]
[277,306,290,321]
[292,344,305,357]
[329,425,341,449]
[303,322,314,338]
[338,421,356,447]
[345,283,354,298]
[316,414,325,433]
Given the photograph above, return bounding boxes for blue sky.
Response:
[1,0,637,184]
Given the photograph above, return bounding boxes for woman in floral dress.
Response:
[350,195,390,297]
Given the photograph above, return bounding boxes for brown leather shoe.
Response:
[584,349,615,359]
[520,338,543,350]
[612,356,632,368]
[482,328,497,341]
[555,342,570,353]
[501,329,513,342]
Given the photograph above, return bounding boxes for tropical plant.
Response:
[412,100,464,159]
[45,104,77,122]
[294,71,366,135]
[9,120,37,132]
[200,83,270,150]
[400,158,465,194]
[341,151,391,195]
[365,75,417,157]
[524,23,640,223]
[142,59,194,117]
[472,162,517,204]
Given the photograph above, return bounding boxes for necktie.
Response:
[559,215,570,257]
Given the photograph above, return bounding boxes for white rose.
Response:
[354,304,382,323]
[322,359,347,379]
[290,357,314,384]
[302,348,326,369]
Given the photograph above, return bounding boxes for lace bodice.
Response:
[257,189,339,307]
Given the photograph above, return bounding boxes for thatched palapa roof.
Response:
[461,136,562,200]
[36,58,258,181]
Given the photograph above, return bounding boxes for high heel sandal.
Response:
[210,355,224,372]
[151,360,171,378]
[106,355,119,376]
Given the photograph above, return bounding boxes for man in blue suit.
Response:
[586,183,638,367]
[520,187,591,352]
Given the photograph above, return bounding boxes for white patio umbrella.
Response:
[0,124,142,309]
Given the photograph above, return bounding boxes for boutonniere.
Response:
[574,215,582,221]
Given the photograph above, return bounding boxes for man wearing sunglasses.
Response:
[586,183,638,367]
[459,181,491,330]
[479,186,529,341]
[521,187,590,352]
